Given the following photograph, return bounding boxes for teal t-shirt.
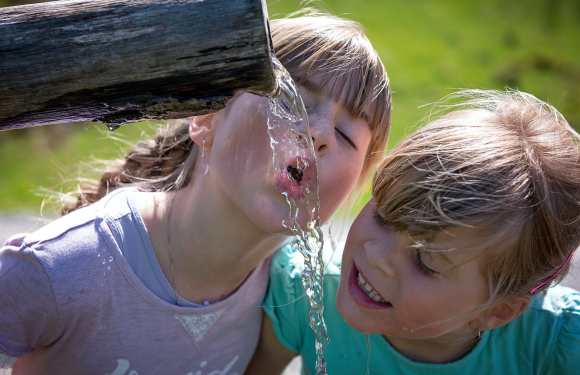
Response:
[264,245,580,375]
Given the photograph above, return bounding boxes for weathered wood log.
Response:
[0,0,274,130]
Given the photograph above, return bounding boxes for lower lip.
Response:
[275,172,305,201]
[348,263,393,310]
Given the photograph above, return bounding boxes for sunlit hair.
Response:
[372,89,580,308]
[271,10,391,184]
[59,10,391,215]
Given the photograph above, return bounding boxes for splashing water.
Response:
[267,55,329,375]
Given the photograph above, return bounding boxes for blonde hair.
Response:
[373,89,580,304]
[271,10,391,184]
[61,10,391,215]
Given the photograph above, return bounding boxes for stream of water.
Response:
[267,55,329,375]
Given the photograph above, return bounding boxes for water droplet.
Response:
[200,361,207,368]
[109,256,113,262]
[106,124,121,131]
[107,266,111,270]
[97,254,100,257]
[304,187,310,194]
[101,259,106,264]
[282,218,292,229]
[98,324,106,331]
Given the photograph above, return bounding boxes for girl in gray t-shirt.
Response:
[0,10,392,375]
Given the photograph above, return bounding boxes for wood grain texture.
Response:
[0,0,274,130]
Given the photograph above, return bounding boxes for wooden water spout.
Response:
[0,0,275,130]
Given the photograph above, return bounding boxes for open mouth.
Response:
[286,165,304,184]
[357,272,389,304]
[348,263,392,308]
[275,156,314,201]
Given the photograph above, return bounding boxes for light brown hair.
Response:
[61,10,391,214]
[373,89,580,304]
[271,10,391,184]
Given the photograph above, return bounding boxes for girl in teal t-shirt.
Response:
[248,89,580,375]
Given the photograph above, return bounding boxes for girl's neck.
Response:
[136,188,287,305]
[383,332,480,364]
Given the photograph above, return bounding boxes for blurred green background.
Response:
[1,0,579,214]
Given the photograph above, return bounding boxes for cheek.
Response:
[397,282,479,333]
[317,159,362,221]
[232,109,268,144]
[216,105,271,164]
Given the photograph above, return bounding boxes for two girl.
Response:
[251,89,580,374]
[0,13,391,374]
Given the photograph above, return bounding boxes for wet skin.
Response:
[205,79,372,234]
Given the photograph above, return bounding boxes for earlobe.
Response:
[189,114,217,147]
[473,296,531,331]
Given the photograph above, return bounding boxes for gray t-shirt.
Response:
[0,188,272,374]
[105,188,210,307]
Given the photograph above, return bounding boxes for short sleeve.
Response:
[544,288,580,373]
[0,236,61,357]
[262,244,310,353]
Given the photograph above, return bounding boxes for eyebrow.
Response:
[299,79,321,94]
[300,79,372,125]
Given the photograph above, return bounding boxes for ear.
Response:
[470,296,531,331]
[189,114,218,147]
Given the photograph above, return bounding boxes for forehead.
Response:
[297,73,373,126]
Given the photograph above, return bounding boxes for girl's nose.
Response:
[308,107,334,156]
[365,241,397,279]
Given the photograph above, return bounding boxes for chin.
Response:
[337,305,376,335]
[336,282,383,335]
[255,216,293,235]
[336,286,361,329]
[259,214,300,236]
[244,197,293,233]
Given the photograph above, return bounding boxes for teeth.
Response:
[357,272,389,304]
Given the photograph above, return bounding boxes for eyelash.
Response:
[374,211,437,276]
[335,128,357,149]
[414,249,437,276]
[374,210,388,226]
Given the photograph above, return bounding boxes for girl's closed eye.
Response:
[374,210,389,227]
[335,127,357,150]
[414,249,438,277]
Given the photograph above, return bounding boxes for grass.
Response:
[1,0,579,213]
[0,121,159,213]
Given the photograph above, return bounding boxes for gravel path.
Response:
[0,213,56,245]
